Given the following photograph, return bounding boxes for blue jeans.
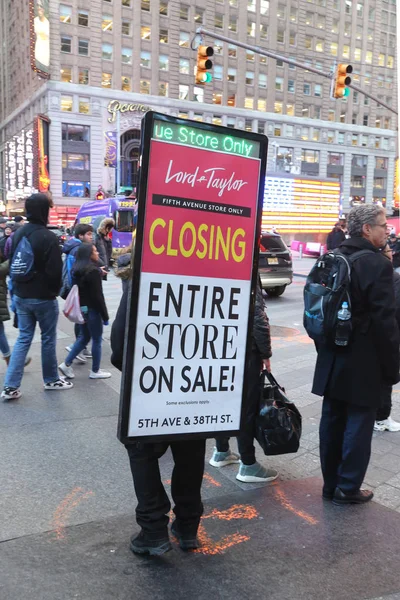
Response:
[0,321,10,357]
[66,309,103,372]
[5,297,59,387]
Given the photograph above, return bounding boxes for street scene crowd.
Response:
[1,193,400,559]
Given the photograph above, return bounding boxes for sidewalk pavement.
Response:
[292,252,316,277]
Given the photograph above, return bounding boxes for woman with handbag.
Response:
[209,279,279,483]
[59,243,111,380]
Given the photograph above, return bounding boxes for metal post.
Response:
[299,245,303,260]
[116,111,121,194]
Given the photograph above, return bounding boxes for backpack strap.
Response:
[347,249,375,264]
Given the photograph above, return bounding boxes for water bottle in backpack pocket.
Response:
[10,235,35,282]
[335,301,352,347]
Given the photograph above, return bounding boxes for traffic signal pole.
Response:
[195,27,398,116]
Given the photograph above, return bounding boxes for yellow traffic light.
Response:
[196,45,214,84]
[333,64,353,98]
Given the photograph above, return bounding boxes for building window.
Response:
[215,13,224,28]
[276,147,293,173]
[179,85,189,100]
[213,65,223,80]
[374,177,387,189]
[305,11,313,25]
[315,39,324,52]
[122,0,131,5]
[141,0,150,9]
[313,130,320,142]
[248,20,256,37]
[387,56,394,68]
[140,51,151,68]
[275,77,284,91]
[160,1,168,15]
[159,82,168,97]
[61,36,72,53]
[180,4,189,19]
[247,50,255,61]
[352,135,359,146]
[290,7,297,21]
[305,36,312,50]
[122,20,131,36]
[286,125,294,137]
[303,83,311,96]
[314,106,321,119]
[63,153,90,170]
[227,68,237,82]
[212,93,222,104]
[159,29,168,44]
[277,3,285,18]
[246,71,254,85]
[338,132,345,145]
[61,95,73,112]
[60,67,72,83]
[376,157,388,169]
[316,15,325,28]
[327,131,335,144]
[352,175,366,188]
[302,106,311,118]
[274,102,283,114]
[248,0,256,12]
[102,15,113,32]
[122,47,132,64]
[62,181,91,198]
[289,32,296,46]
[121,76,131,92]
[352,155,367,168]
[277,30,285,43]
[62,124,90,143]
[345,0,352,13]
[102,43,113,60]
[60,4,72,23]
[301,127,309,141]
[78,10,89,27]
[159,55,169,71]
[260,24,268,39]
[330,43,338,56]
[179,58,189,74]
[245,98,254,109]
[259,74,267,88]
[195,8,204,24]
[328,153,344,166]
[286,104,295,116]
[314,84,322,97]
[260,0,269,14]
[365,51,372,64]
[78,39,89,56]
[179,32,190,47]
[78,98,90,114]
[302,150,320,163]
[140,80,150,94]
[258,99,267,111]
[102,72,112,88]
[229,44,237,58]
[141,26,151,41]
[79,69,89,85]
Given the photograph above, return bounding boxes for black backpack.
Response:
[303,249,373,347]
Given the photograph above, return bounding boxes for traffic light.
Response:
[195,45,214,84]
[333,64,353,99]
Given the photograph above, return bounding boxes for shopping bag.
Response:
[255,370,302,456]
[63,284,84,324]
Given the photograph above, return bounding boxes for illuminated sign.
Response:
[107,100,152,123]
[394,159,399,211]
[118,112,267,443]
[6,129,35,200]
[34,115,50,192]
[29,0,50,78]
[262,176,340,233]
[104,131,117,168]
[153,120,260,158]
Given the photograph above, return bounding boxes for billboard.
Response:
[29,0,50,78]
[104,131,117,168]
[262,176,341,234]
[5,129,34,200]
[33,116,50,193]
[118,112,267,443]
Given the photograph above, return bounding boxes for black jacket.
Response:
[312,237,400,408]
[393,271,400,329]
[110,278,272,372]
[10,195,62,300]
[326,228,346,251]
[75,267,109,323]
[0,258,10,322]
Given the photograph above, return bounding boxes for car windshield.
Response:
[260,235,286,252]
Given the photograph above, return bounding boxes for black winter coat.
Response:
[326,228,346,250]
[312,237,400,408]
[0,259,10,322]
[96,234,112,268]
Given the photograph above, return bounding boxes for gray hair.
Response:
[347,205,385,237]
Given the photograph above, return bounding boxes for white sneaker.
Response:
[83,348,92,358]
[89,370,111,379]
[59,362,75,379]
[209,448,241,468]
[375,417,400,432]
[44,378,73,390]
[65,346,86,364]
[1,387,22,402]
[236,461,279,483]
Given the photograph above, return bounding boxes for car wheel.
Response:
[266,285,286,297]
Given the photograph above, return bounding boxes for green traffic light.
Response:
[343,88,350,97]
[205,72,213,82]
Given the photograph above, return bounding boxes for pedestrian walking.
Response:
[61,223,94,364]
[326,222,346,251]
[209,278,278,483]
[374,243,400,432]
[59,243,111,380]
[0,217,8,240]
[95,218,114,271]
[0,248,11,364]
[1,193,73,401]
[313,205,399,505]
[4,221,21,259]
[110,265,205,556]
[115,243,133,293]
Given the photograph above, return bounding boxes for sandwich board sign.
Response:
[118,111,268,443]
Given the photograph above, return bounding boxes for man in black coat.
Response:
[313,205,399,505]
[326,222,346,250]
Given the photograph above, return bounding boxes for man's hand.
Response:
[262,358,271,372]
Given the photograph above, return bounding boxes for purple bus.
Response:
[75,197,137,253]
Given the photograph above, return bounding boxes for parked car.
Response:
[258,232,293,297]
[47,225,67,249]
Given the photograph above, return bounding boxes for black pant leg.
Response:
[319,397,347,491]
[337,404,375,494]
[376,384,392,421]
[215,437,230,452]
[170,439,206,532]
[125,442,171,538]
[237,351,262,465]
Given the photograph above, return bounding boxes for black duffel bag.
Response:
[255,370,302,456]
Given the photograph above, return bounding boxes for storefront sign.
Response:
[107,100,151,123]
[118,112,267,443]
[29,0,50,78]
[104,131,117,168]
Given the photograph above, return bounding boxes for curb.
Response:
[293,273,308,278]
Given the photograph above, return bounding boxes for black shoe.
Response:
[171,521,199,550]
[332,487,374,505]
[322,487,335,501]
[130,530,172,556]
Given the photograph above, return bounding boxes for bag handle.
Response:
[262,369,285,392]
